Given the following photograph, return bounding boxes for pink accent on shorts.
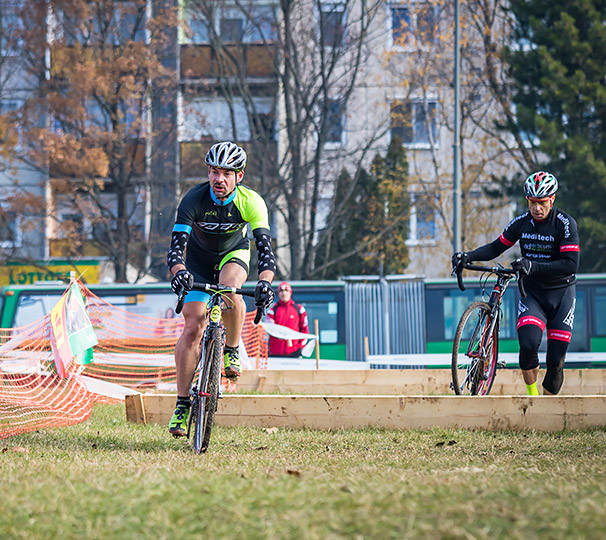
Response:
[547,329,572,342]
[517,316,546,331]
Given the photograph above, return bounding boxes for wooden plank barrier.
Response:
[126,394,606,431]
[236,369,606,396]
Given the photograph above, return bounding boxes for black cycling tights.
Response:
[518,324,569,394]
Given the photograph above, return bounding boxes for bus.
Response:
[1,275,604,362]
[424,273,606,355]
[0,280,347,360]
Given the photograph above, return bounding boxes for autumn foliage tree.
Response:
[184,0,385,279]
[14,0,178,282]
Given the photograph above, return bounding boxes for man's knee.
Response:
[518,324,542,370]
[542,363,564,394]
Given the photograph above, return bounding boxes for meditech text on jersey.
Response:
[520,232,555,242]
[557,212,571,238]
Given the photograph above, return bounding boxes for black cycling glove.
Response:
[512,257,532,276]
[171,269,194,295]
[255,280,275,308]
[452,252,471,271]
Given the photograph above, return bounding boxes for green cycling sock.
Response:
[525,382,540,396]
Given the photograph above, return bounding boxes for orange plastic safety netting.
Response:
[81,285,268,388]
[0,317,94,440]
[0,281,268,440]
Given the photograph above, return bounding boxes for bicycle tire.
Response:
[451,301,499,396]
[192,327,224,453]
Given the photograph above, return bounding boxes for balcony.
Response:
[181,44,277,80]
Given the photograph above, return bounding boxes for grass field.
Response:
[2,403,606,540]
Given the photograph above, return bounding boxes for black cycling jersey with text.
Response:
[468,206,580,289]
[166,181,276,277]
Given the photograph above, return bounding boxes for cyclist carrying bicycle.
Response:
[452,171,580,396]
[166,141,276,436]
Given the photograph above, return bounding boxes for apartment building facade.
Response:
[0,0,519,284]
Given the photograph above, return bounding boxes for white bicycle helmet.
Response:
[523,171,558,198]
[204,141,247,171]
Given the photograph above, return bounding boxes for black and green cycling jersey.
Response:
[166,182,276,278]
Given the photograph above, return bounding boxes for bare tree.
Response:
[184,0,387,279]
[381,0,534,276]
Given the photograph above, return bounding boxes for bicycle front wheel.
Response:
[451,301,499,396]
[192,327,224,454]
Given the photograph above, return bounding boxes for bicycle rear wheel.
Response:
[192,327,224,453]
[451,301,499,396]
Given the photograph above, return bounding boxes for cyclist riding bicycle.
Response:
[452,171,580,396]
[166,141,276,436]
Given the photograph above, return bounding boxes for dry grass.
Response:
[1,404,606,539]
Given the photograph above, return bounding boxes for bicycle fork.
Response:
[464,307,499,391]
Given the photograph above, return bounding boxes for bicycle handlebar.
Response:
[175,282,265,323]
[453,263,526,298]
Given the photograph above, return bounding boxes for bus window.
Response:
[15,293,62,327]
[570,289,587,352]
[300,300,339,343]
[426,285,518,345]
[295,292,344,345]
[99,293,176,319]
[596,287,606,336]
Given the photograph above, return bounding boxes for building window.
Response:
[59,1,145,46]
[408,193,436,244]
[113,2,146,44]
[185,6,277,44]
[325,99,344,144]
[180,96,274,142]
[391,3,437,47]
[220,16,244,42]
[0,209,20,248]
[0,2,24,55]
[187,13,209,43]
[390,100,438,146]
[391,6,411,45]
[320,4,345,48]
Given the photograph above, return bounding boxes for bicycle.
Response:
[175,282,264,453]
[450,263,525,396]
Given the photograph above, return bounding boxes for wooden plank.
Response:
[126,394,606,431]
[125,394,176,424]
[236,369,606,395]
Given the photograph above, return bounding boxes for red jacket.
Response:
[266,299,309,356]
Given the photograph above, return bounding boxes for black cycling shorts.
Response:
[184,248,250,305]
[517,284,576,343]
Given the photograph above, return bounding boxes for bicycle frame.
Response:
[195,293,225,399]
[451,263,523,395]
[175,282,263,452]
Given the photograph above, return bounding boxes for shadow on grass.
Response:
[3,404,193,455]
[4,426,194,454]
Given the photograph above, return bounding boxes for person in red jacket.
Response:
[266,281,309,357]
